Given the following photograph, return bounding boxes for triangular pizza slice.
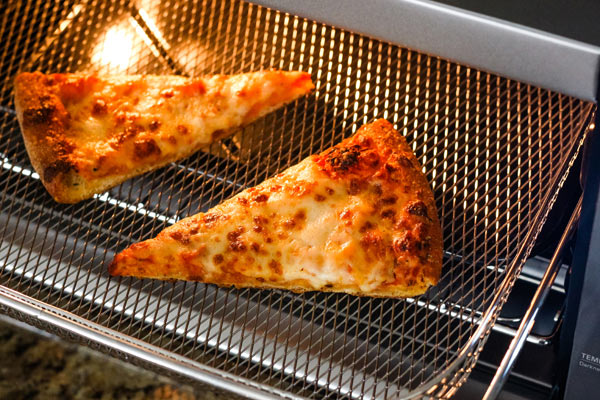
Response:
[109,120,442,298]
[14,71,313,203]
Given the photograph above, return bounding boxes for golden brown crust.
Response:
[14,72,85,202]
[109,119,442,298]
[13,72,172,202]
[13,71,314,203]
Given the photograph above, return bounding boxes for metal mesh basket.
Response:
[0,0,595,398]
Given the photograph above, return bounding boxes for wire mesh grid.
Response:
[0,0,595,398]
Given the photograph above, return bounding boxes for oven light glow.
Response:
[91,26,134,72]
[172,41,211,74]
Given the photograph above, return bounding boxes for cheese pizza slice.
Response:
[109,120,443,298]
[13,71,313,203]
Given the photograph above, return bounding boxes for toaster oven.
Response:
[1,0,599,399]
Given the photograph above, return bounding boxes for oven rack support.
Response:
[558,111,600,399]
[483,196,583,399]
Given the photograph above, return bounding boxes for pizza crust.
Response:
[110,120,443,298]
[13,71,314,203]
[13,73,85,202]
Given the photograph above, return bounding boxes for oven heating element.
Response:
[0,0,595,398]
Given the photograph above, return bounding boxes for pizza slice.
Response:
[13,71,313,203]
[109,119,442,298]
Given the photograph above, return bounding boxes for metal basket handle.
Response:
[483,195,583,400]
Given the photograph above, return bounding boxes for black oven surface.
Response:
[433,0,600,47]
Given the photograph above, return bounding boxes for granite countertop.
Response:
[0,315,227,400]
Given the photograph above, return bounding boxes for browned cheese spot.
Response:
[406,200,429,218]
[92,99,107,116]
[362,150,380,168]
[251,242,261,253]
[169,231,190,245]
[181,80,207,96]
[23,95,55,125]
[395,155,412,167]
[203,212,224,227]
[180,249,201,262]
[326,144,361,173]
[315,194,326,202]
[288,183,314,197]
[149,119,161,131]
[282,218,296,229]
[360,231,386,259]
[393,232,419,255]
[371,183,383,196]
[254,216,268,225]
[283,210,305,231]
[359,221,374,233]
[227,226,246,252]
[268,259,283,275]
[252,215,268,232]
[340,209,353,225]
[117,124,144,145]
[213,254,224,264]
[160,89,174,98]
[381,195,398,205]
[253,193,269,203]
[176,124,189,135]
[348,179,365,195]
[133,138,161,159]
[325,187,335,195]
[115,113,126,125]
[381,209,396,219]
[385,155,413,181]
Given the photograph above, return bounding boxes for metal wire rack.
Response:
[0,0,595,398]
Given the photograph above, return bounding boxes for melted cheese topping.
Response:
[49,71,313,179]
[110,120,442,298]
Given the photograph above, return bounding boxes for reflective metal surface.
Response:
[0,0,595,398]
[483,196,583,400]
